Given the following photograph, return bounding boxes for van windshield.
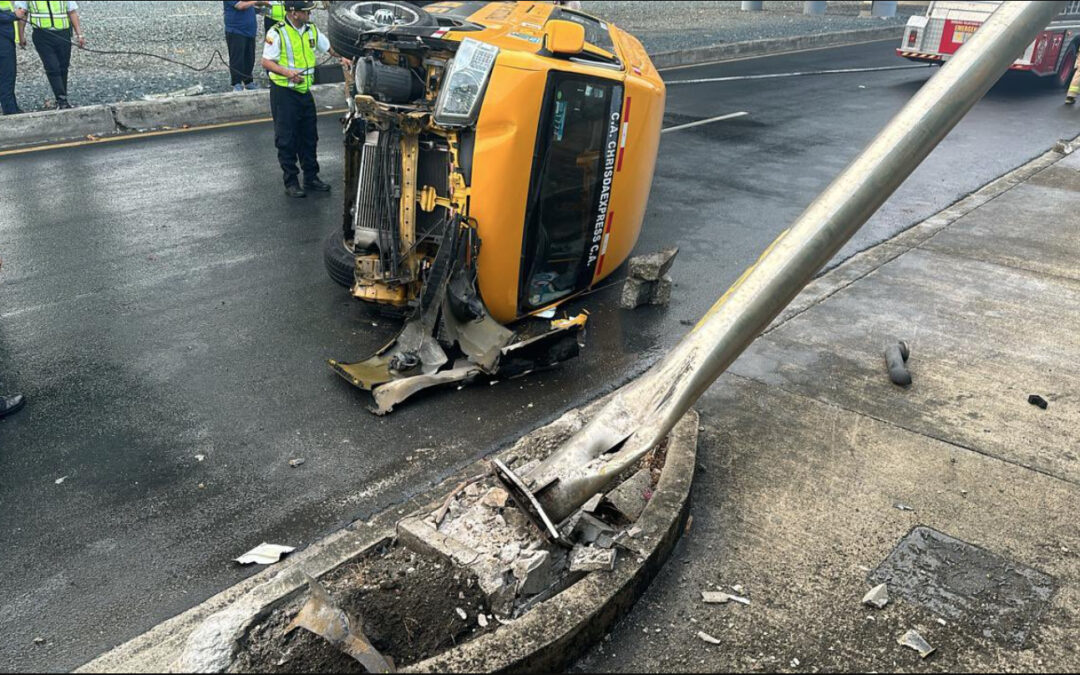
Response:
[520,74,624,312]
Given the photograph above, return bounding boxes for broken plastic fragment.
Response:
[897,629,935,658]
[697,630,722,645]
[233,543,296,565]
[862,583,889,609]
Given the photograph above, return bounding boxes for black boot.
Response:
[304,176,331,192]
[284,184,307,198]
[0,393,25,419]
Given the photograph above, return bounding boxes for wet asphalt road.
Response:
[2,40,1079,671]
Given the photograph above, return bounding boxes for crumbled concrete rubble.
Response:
[621,247,678,309]
[395,408,664,621]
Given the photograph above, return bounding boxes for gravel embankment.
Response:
[9,1,916,112]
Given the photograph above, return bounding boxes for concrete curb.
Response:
[652,25,905,70]
[0,25,904,152]
[78,404,698,673]
[0,84,347,153]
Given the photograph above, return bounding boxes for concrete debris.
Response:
[499,542,521,564]
[701,591,732,604]
[936,618,947,626]
[897,629,936,659]
[513,550,554,596]
[179,600,262,673]
[569,512,617,545]
[1028,394,1048,410]
[790,658,800,668]
[620,277,652,309]
[651,275,674,306]
[478,613,488,628]
[233,543,296,565]
[32,637,45,645]
[288,458,306,468]
[697,630,722,645]
[142,83,205,101]
[581,493,604,513]
[628,247,679,281]
[731,584,744,594]
[862,583,889,609]
[595,532,616,549]
[894,502,915,512]
[455,607,467,620]
[195,454,206,462]
[568,545,617,572]
[54,476,68,485]
[480,487,509,509]
[605,468,652,522]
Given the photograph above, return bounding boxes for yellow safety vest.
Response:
[27,0,70,30]
[268,21,319,94]
[269,1,286,23]
[0,1,19,42]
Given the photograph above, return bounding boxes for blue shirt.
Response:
[223,1,256,38]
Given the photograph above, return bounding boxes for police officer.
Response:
[261,0,285,35]
[261,0,348,198]
[0,0,25,114]
[17,0,85,109]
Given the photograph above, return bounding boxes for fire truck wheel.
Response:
[328,2,437,61]
[324,230,357,288]
[1057,43,1077,90]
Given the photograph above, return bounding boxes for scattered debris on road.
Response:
[234,543,296,566]
[54,476,68,485]
[697,630,722,645]
[893,502,915,512]
[621,247,679,309]
[568,545,617,572]
[701,590,750,605]
[32,637,46,646]
[884,340,912,386]
[195,454,206,462]
[455,607,467,620]
[862,583,889,609]
[1028,394,1048,410]
[897,628,935,658]
[288,458,306,468]
[478,613,489,628]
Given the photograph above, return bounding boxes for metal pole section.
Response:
[804,1,827,16]
[508,1,1064,526]
[741,1,763,10]
[871,1,898,18]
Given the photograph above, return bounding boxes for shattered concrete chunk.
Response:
[455,607,467,620]
[478,613,489,628]
[606,469,652,522]
[862,583,889,609]
[480,487,509,509]
[898,629,935,658]
[179,601,260,673]
[701,591,731,604]
[620,277,652,310]
[568,545,617,572]
[582,493,604,513]
[628,247,679,281]
[513,550,554,596]
[697,630,722,645]
[650,274,673,306]
[499,542,521,564]
[571,512,617,545]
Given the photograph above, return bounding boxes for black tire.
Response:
[1056,42,1077,90]
[328,2,437,61]
[324,230,357,288]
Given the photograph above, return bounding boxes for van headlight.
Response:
[434,39,499,127]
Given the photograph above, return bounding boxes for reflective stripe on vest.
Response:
[269,21,318,94]
[0,1,18,42]
[28,1,70,30]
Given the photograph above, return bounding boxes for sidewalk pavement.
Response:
[576,143,1080,672]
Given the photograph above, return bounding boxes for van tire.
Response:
[324,230,357,288]
[328,2,437,61]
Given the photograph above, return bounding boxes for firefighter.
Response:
[1067,66,1080,105]
[17,0,84,109]
[0,1,25,114]
[261,0,349,198]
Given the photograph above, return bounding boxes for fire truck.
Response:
[897,0,1080,88]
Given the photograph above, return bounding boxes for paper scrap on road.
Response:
[234,543,296,565]
[697,630,722,645]
[54,476,68,485]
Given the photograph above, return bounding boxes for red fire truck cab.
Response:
[897,0,1080,88]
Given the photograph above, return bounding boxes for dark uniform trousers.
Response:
[31,26,72,104]
[0,23,17,115]
[269,83,319,188]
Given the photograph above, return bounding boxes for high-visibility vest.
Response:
[27,1,71,30]
[268,1,286,23]
[268,21,319,94]
[0,1,19,42]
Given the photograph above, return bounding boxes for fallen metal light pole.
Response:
[496,1,1064,532]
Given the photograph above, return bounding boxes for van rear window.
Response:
[520,74,624,311]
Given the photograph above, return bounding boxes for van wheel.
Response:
[328,2,437,61]
[1057,43,1077,90]
[324,230,357,288]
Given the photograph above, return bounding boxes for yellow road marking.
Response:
[0,108,347,158]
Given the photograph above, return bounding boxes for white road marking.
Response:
[665,63,931,86]
[662,111,750,134]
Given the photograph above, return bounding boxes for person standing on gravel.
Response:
[261,0,349,198]
[0,1,26,114]
[16,1,84,109]
[224,1,260,92]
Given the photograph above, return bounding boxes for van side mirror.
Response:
[544,20,586,56]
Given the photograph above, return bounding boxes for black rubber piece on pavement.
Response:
[1028,394,1049,410]
[885,342,912,386]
